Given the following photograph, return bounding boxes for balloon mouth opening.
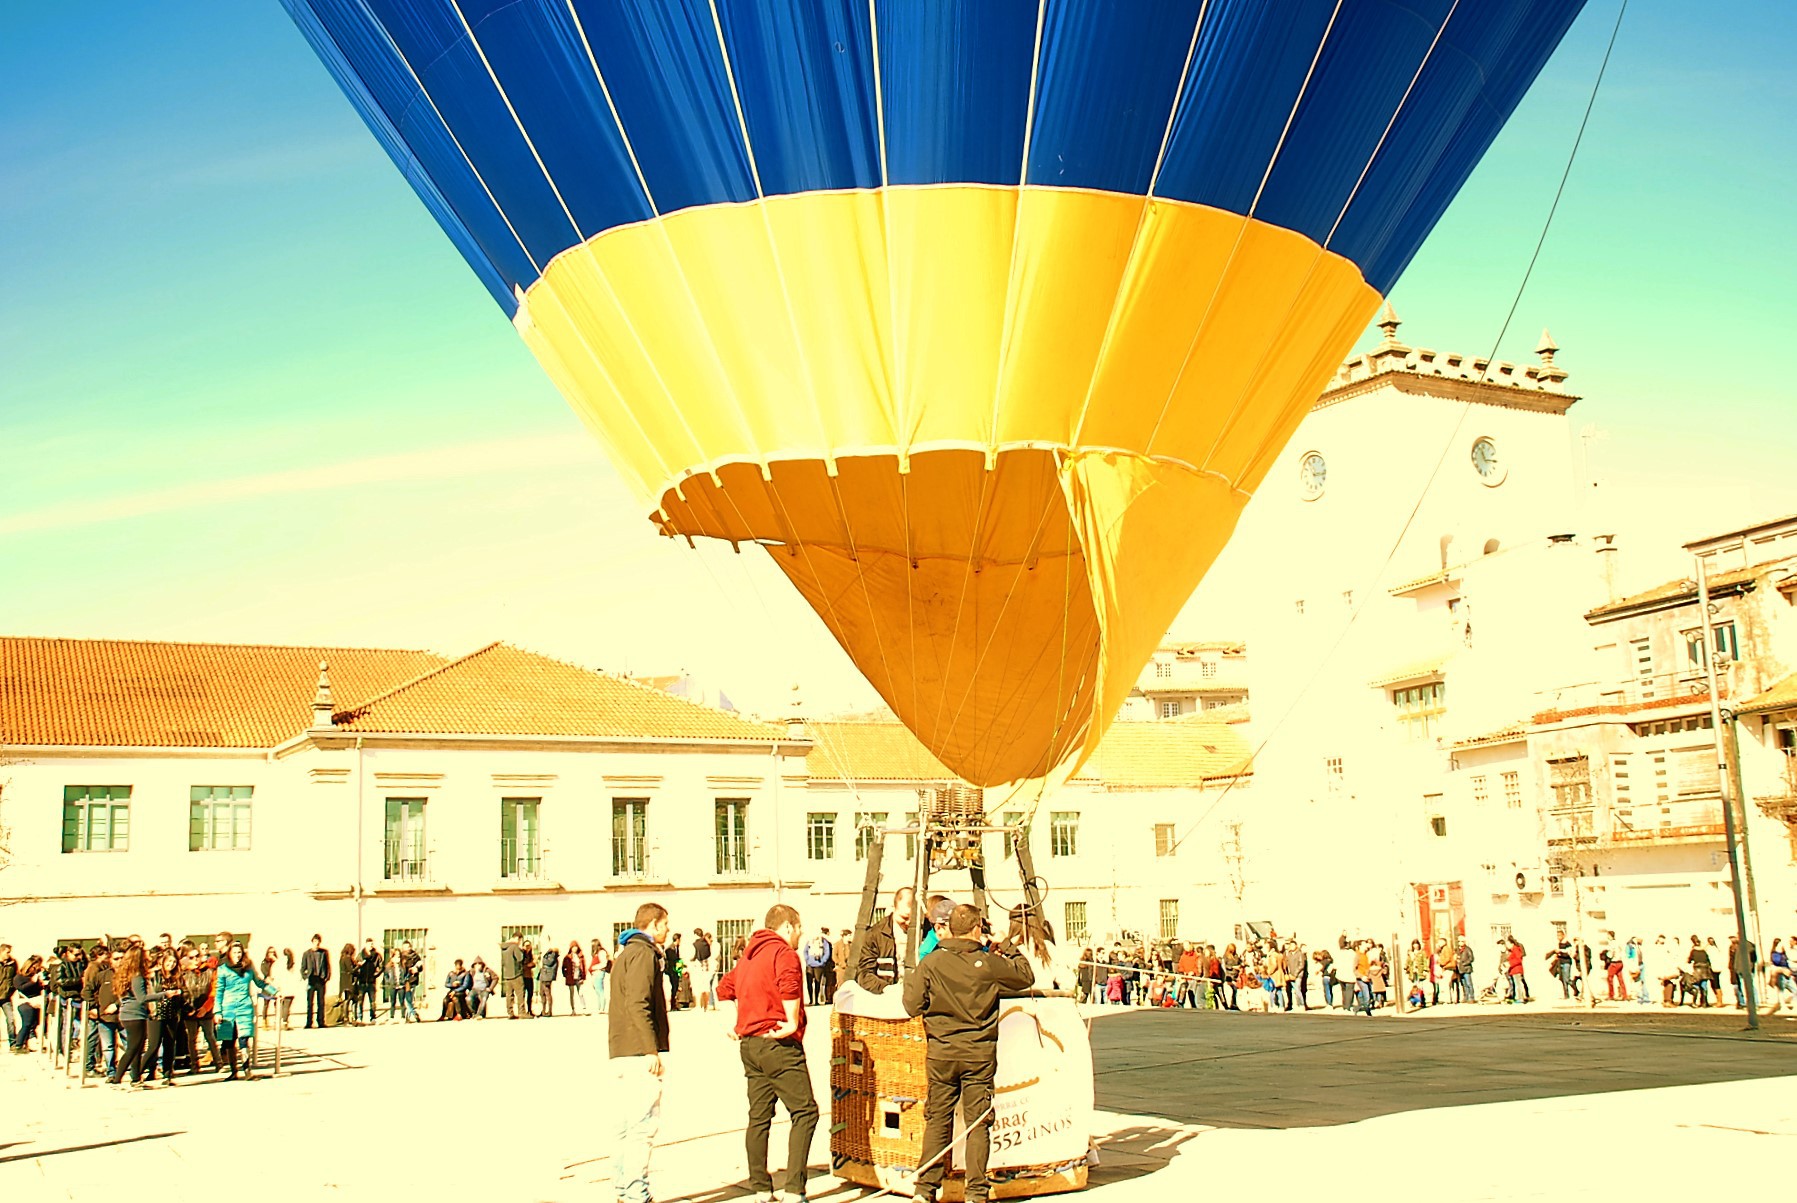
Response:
[656,448,1101,787]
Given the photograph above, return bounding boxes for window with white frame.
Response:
[1469,775,1489,807]
[1684,622,1740,668]
[1324,757,1344,796]
[1063,901,1088,943]
[1502,771,1522,809]
[1153,661,1171,679]
[190,785,252,852]
[715,798,749,876]
[1160,700,1180,718]
[854,812,888,861]
[806,812,836,860]
[715,919,753,973]
[1392,681,1446,741]
[62,786,131,853]
[1201,661,1217,678]
[612,798,649,877]
[1049,811,1079,858]
[384,798,428,880]
[1002,810,1026,858]
[1159,899,1179,940]
[500,797,541,878]
[1153,823,1176,857]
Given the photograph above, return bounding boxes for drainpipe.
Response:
[355,736,366,947]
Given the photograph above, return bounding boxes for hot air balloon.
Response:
[283,0,1586,786]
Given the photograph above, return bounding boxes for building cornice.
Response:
[272,729,812,760]
[1314,368,1579,415]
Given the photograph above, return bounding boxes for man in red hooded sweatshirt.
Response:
[717,904,818,1203]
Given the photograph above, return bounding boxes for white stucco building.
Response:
[0,636,1250,984]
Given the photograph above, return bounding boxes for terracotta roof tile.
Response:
[1585,566,1759,620]
[1740,670,1797,716]
[805,718,1251,788]
[1,636,443,748]
[805,721,955,782]
[333,642,781,741]
[1073,720,1253,788]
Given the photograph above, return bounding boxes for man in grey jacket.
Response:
[499,936,527,1019]
[610,903,671,1203]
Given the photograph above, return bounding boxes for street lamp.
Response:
[1696,557,1758,1028]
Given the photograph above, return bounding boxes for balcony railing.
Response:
[383,857,430,883]
[500,838,544,880]
[611,852,653,881]
[1607,799,1726,844]
[1532,668,1733,722]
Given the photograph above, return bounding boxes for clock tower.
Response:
[1197,307,1596,941]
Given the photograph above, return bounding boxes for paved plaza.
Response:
[5,1003,1797,1201]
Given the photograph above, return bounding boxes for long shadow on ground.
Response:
[1090,1009,1797,1130]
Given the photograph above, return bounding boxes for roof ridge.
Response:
[0,634,436,655]
[333,640,506,720]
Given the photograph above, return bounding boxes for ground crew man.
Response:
[852,887,915,992]
[901,904,1034,1203]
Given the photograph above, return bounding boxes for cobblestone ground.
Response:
[5,999,1796,1201]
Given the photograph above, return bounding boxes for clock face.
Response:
[1298,451,1326,500]
[1471,437,1505,485]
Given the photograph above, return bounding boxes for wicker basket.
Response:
[830,1010,1088,1200]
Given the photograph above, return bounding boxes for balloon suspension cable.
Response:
[1165,0,1629,861]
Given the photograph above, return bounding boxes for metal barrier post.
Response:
[79,1012,91,1086]
[274,997,288,1077]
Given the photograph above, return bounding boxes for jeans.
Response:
[917,1055,997,1203]
[87,1017,119,1075]
[740,1036,819,1197]
[593,971,609,1014]
[14,1000,41,1048]
[611,1055,663,1203]
[57,998,83,1055]
[1634,969,1651,1004]
[305,981,327,1027]
[1322,975,1336,1007]
[1556,962,1577,998]
[1508,973,1529,1001]
[0,997,14,1045]
[395,987,418,1021]
[567,982,584,1014]
[1356,982,1373,1014]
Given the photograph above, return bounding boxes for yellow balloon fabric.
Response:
[516,185,1378,784]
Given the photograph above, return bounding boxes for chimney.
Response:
[311,661,336,730]
[786,682,806,740]
[1594,535,1619,603]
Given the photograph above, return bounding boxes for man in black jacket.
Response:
[356,938,383,1023]
[0,944,17,1048]
[902,904,1035,1203]
[300,935,331,1028]
[853,887,916,992]
[610,902,671,1203]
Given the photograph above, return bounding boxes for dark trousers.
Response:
[114,1018,162,1083]
[306,981,327,1027]
[538,980,554,1016]
[185,1016,221,1072]
[740,1036,819,1197]
[917,1054,997,1202]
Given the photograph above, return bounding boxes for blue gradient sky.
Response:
[2,3,1792,715]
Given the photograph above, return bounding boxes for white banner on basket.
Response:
[952,997,1093,1174]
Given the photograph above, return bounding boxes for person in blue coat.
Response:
[212,942,276,1080]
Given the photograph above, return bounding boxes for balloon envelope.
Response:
[284,0,1585,785]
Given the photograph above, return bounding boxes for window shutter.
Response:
[62,801,79,854]
[190,801,205,852]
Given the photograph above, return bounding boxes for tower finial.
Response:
[1377,301,1402,342]
[1535,327,1567,384]
[311,660,335,729]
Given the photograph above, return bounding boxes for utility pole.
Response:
[1697,557,1758,1028]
